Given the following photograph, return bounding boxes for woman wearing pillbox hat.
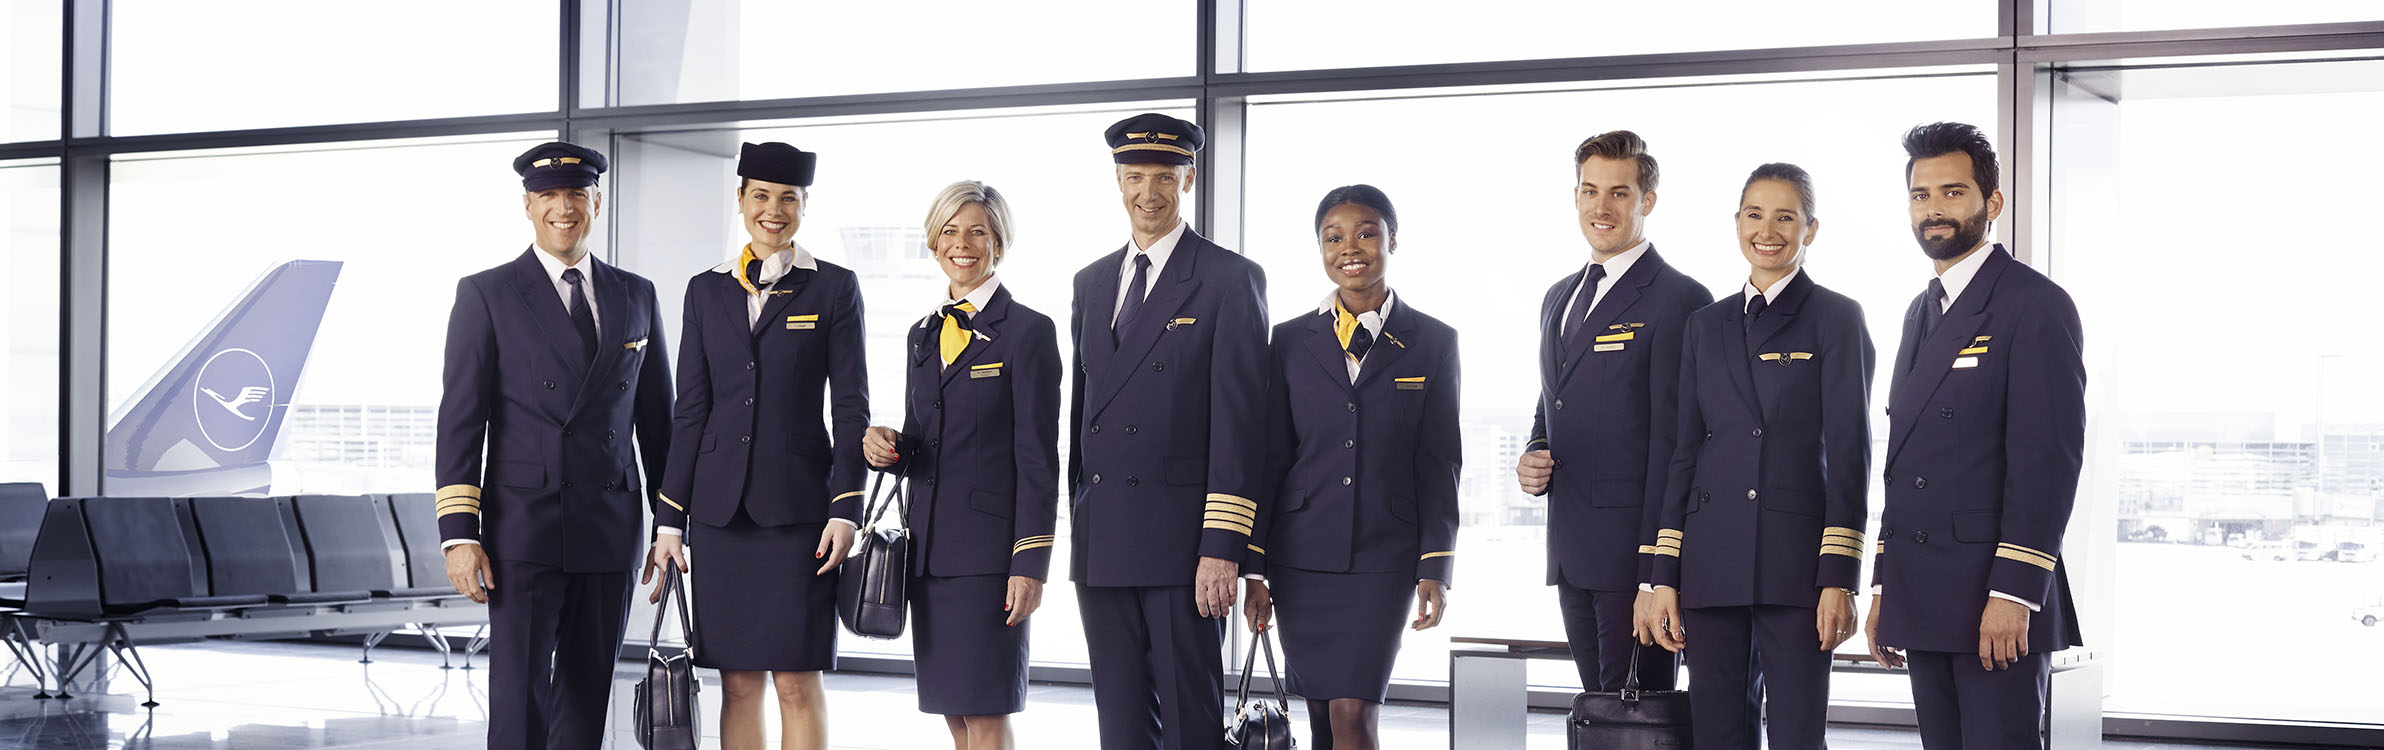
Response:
[645,141,871,749]
[859,180,1060,749]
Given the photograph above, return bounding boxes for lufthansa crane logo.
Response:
[193,348,276,452]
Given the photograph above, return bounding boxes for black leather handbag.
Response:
[1568,644,1693,750]
[837,471,911,639]
[632,568,701,750]
[1225,629,1296,749]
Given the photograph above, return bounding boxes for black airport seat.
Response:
[185,497,360,605]
[0,482,48,580]
[45,498,269,614]
[289,495,417,599]
[369,494,452,598]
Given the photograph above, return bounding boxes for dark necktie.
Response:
[1564,263,1607,348]
[1744,293,1768,334]
[563,267,598,363]
[1919,278,1947,341]
[1114,253,1152,342]
[1346,323,1375,361]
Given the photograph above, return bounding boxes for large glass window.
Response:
[104,134,554,497]
[108,1,557,135]
[2050,1,2384,34]
[612,104,1196,666]
[615,1,1193,105]
[1244,70,1997,691]
[1245,1,1995,72]
[1,2,61,142]
[1,160,58,493]
[2049,56,2384,725]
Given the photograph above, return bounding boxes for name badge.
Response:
[971,362,1004,379]
[1395,376,1427,391]
[1593,342,1627,352]
[1594,331,1635,343]
[1952,356,1979,369]
[623,337,648,350]
[786,314,819,330]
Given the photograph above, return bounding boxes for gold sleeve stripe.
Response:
[1247,544,1266,555]
[1657,529,1683,540]
[658,493,685,511]
[1420,551,1455,560]
[1996,547,2057,571]
[1205,493,1257,510]
[1652,546,1681,557]
[1203,519,1254,535]
[1997,543,2056,563]
[833,491,865,502]
[1204,505,1256,522]
[1638,545,1658,554]
[1526,438,1548,449]
[1823,526,1866,539]
[1654,538,1682,549]
[436,484,481,500]
[1820,544,1864,558]
[1012,540,1055,554]
[1875,542,1887,554]
[435,502,481,518]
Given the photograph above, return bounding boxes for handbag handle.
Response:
[649,566,696,658]
[1230,627,1290,719]
[859,469,909,532]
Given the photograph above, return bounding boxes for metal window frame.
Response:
[5,1,2377,745]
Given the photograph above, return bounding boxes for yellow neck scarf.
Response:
[940,302,979,365]
[1333,298,1362,359]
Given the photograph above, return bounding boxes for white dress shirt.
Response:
[1558,239,1650,336]
[934,275,1002,371]
[531,246,600,333]
[1742,268,1803,312]
[1114,222,1188,326]
[1317,290,1395,383]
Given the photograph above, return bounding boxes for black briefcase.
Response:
[632,568,701,750]
[1568,645,1692,750]
[837,472,911,639]
[1225,628,1296,749]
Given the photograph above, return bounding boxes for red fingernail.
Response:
[816,552,823,558]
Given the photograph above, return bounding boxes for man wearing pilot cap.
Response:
[436,141,676,748]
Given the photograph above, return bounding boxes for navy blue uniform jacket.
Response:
[1249,298,1461,585]
[1530,247,1714,591]
[436,249,673,572]
[655,257,869,529]
[1068,229,1269,587]
[1874,246,2085,654]
[884,286,1063,580]
[1649,272,1874,608]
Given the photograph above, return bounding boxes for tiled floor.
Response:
[0,640,2285,748]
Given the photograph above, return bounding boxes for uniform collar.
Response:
[709,241,818,277]
[1127,222,1189,269]
[531,245,594,283]
[1317,289,1395,330]
[1589,238,1651,281]
[1742,267,1802,312]
[1935,240,1994,306]
[943,275,1002,317]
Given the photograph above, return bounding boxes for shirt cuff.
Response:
[1638,583,1661,593]
[655,526,682,536]
[1242,573,1266,582]
[828,518,858,531]
[440,540,481,551]
[1989,589,2043,612]
[1870,584,1883,595]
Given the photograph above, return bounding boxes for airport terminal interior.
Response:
[4,1,2383,748]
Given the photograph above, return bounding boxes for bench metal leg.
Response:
[461,625,488,670]
[2,619,53,699]
[359,630,391,664]
[1449,653,1530,750]
[100,623,158,707]
[412,624,456,669]
[49,641,108,700]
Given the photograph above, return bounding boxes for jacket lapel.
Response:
[1555,247,1659,390]
[508,248,590,383]
[1540,269,1580,393]
[1352,303,1415,389]
[1080,246,1127,393]
[1302,312,1354,392]
[1746,270,1811,354]
[943,286,1010,387]
[1089,235,1206,418]
[1885,248,2009,467]
[752,264,809,340]
[564,258,631,419]
[1718,304,1763,421]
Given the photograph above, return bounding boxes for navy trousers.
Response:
[1906,649,2050,750]
[1556,584,1679,691]
[486,560,632,750]
[1077,584,1226,750]
[1682,604,1832,750]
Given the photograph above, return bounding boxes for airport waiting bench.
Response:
[0,487,488,705]
[1446,633,2102,750]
